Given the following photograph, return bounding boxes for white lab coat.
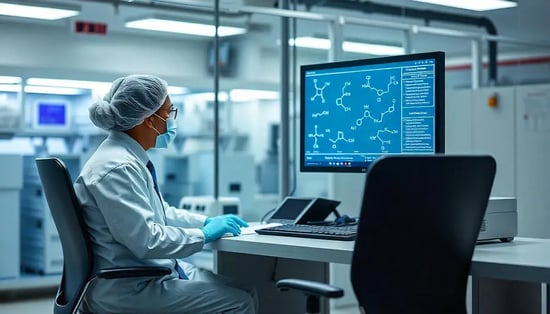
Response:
[74,131,257,313]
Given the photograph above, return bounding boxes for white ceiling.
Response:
[2,0,550,60]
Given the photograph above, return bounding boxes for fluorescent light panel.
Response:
[230,89,278,102]
[28,78,188,95]
[0,2,79,20]
[412,0,517,11]
[27,78,111,90]
[24,86,82,95]
[0,76,21,84]
[185,92,229,102]
[0,84,21,92]
[125,18,246,37]
[167,86,188,95]
[290,37,404,56]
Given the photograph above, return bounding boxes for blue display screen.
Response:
[38,102,66,126]
[300,52,445,173]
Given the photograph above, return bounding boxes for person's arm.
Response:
[164,203,207,228]
[88,164,204,259]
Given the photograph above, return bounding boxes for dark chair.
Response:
[35,157,172,314]
[277,155,496,314]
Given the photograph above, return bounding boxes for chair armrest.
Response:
[276,278,344,298]
[97,266,172,279]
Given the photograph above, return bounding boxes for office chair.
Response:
[277,155,496,314]
[35,157,172,314]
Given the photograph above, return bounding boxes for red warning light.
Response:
[74,21,107,35]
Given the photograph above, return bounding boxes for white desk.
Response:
[471,238,550,314]
[209,236,550,314]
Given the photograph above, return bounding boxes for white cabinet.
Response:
[515,84,550,237]
[446,87,516,197]
[447,84,550,238]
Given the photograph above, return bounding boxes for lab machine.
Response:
[477,197,517,242]
[20,155,80,274]
[0,154,22,279]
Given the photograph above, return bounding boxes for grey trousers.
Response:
[83,261,259,314]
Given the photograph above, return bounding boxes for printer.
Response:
[477,197,518,242]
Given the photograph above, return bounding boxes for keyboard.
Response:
[255,223,357,241]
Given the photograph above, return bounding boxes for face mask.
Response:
[152,114,177,149]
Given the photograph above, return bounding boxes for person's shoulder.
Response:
[81,146,142,185]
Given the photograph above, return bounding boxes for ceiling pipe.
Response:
[81,0,249,18]
[293,0,499,85]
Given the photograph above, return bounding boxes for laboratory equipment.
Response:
[20,155,80,274]
[0,154,22,279]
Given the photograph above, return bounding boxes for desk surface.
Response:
[210,235,550,283]
[209,233,354,264]
[472,237,550,282]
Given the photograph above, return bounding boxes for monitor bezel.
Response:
[299,51,446,173]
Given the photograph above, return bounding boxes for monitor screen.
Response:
[300,51,445,173]
[33,101,70,130]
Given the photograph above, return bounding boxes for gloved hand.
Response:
[202,214,249,243]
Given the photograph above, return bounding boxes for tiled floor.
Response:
[0,293,360,314]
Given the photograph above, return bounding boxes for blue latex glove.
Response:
[202,214,249,243]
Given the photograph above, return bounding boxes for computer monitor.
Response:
[32,101,71,130]
[300,51,445,173]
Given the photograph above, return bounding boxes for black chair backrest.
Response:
[351,155,496,314]
[36,157,92,314]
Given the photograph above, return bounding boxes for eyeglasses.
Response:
[158,106,177,120]
[168,107,178,120]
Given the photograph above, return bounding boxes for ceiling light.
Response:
[0,76,21,84]
[167,86,189,95]
[0,1,80,20]
[27,78,111,90]
[230,89,279,102]
[184,92,229,102]
[28,78,188,96]
[412,0,517,11]
[125,17,247,37]
[0,84,21,92]
[289,37,404,56]
[343,41,405,56]
[24,86,83,95]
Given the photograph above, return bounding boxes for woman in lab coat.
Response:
[73,75,258,313]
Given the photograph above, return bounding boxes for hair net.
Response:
[89,74,168,131]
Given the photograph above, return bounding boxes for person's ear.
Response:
[143,116,155,128]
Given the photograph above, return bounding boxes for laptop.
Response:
[253,197,359,240]
[266,196,341,225]
[236,197,342,236]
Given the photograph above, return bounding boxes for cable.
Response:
[271,257,280,282]
[260,207,277,224]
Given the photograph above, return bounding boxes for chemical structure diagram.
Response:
[354,99,396,127]
[369,128,398,151]
[307,72,400,153]
[307,124,324,149]
[328,130,355,149]
[335,81,351,112]
[362,75,398,102]
[310,79,330,103]
[311,110,329,118]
